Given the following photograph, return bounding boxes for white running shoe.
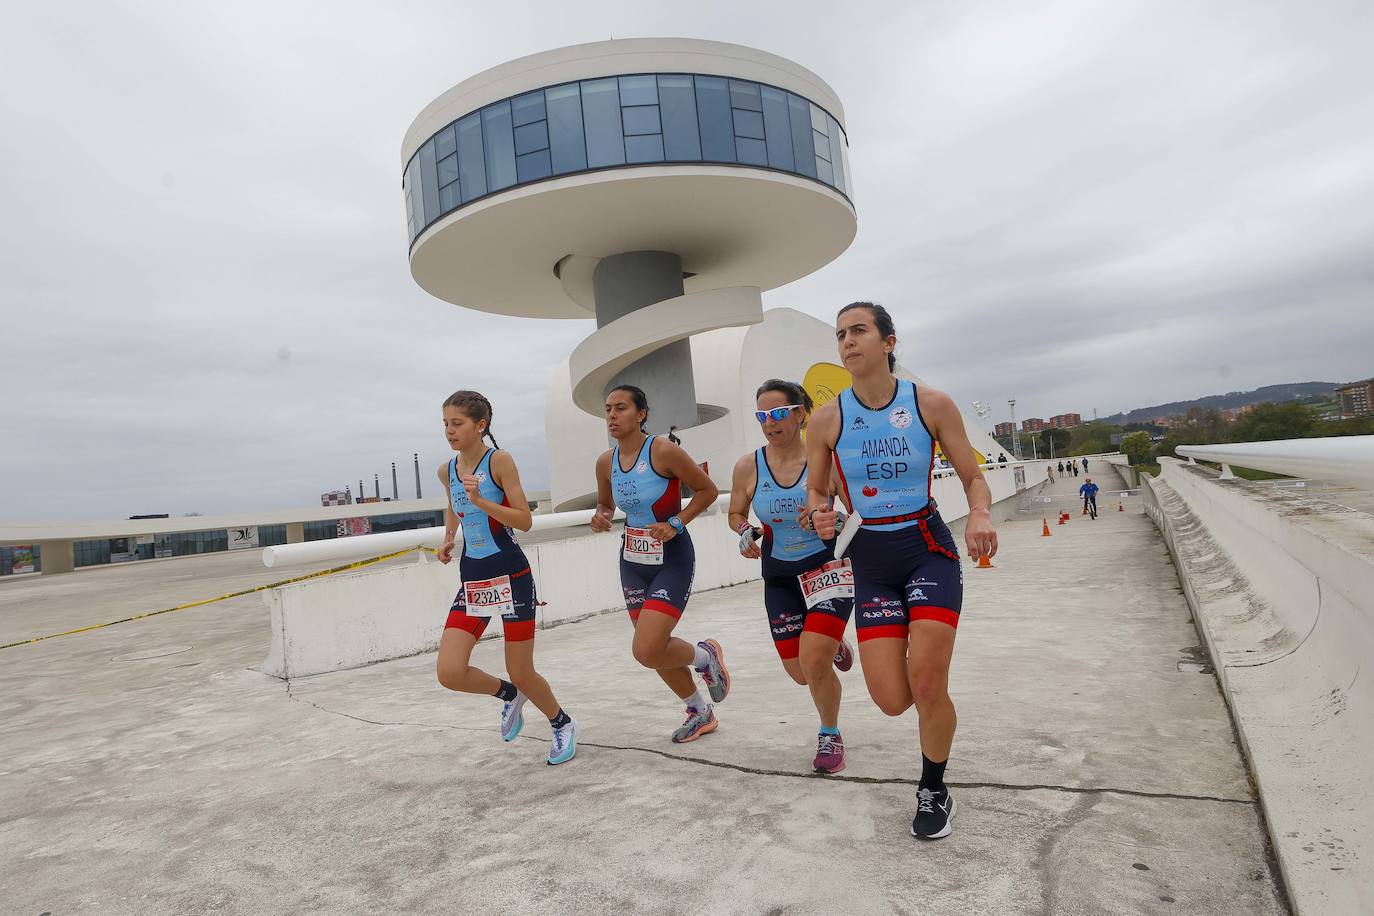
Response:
[500,691,527,742]
[548,717,579,765]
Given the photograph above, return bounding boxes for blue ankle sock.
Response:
[819,725,840,737]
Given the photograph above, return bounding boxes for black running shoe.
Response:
[910,786,956,840]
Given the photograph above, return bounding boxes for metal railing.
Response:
[1175,436,1374,490]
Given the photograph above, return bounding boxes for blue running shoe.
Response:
[501,691,526,742]
[547,717,579,765]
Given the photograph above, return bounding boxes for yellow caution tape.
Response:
[0,546,437,651]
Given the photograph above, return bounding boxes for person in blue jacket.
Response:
[1079,477,1100,519]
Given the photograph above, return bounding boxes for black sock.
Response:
[493,679,518,701]
[920,754,948,792]
[549,709,571,729]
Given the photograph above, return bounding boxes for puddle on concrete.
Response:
[1177,645,1215,674]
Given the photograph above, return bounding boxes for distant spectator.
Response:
[1082,457,1089,473]
[1046,465,1055,484]
[1057,460,1064,473]
[997,453,1007,464]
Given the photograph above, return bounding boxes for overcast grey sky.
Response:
[4,0,1372,521]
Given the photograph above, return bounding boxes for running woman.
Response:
[805,302,997,840]
[434,390,577,765]
[728,379,856,774]
[590,385,730,744]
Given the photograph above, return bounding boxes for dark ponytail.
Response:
[442,390,500,448]
[838,301,898,371]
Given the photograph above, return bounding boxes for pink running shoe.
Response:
[672,705,718,744]
[833,638,854,672]
[814,732,846,774]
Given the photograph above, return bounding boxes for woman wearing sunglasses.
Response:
[590,384,731,744]
[728,379,856,774]
[805,302,997,841]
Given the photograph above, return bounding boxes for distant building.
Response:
[994,421,1017,437]
[321,490,353,507]
[1049,413,1082,429]
[1022,418,1046,432]
[1337,378,1373,418]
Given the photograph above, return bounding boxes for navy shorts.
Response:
[762,549,853,659]
[446,549,538,641]
[620,529,695,623]
[849,512,963,639]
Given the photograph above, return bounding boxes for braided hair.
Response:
[442,390,500,448]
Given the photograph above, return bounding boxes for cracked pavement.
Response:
[0,471,1289,914]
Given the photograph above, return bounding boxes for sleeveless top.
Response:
[751,447,829,575]
[610,435,682,528]
[834,380,936,532]
[448,449,517,560]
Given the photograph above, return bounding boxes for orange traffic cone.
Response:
[1118,501,1124,512]
[976,553,994,568]
[1058,513,1067,525]
[1042,517,1052,536]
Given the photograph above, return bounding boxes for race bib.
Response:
[463,575,515,618]
[798,559,854,609]
[623,526,665,566]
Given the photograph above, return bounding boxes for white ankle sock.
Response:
[683,690,707,712]
[692,643,711,669]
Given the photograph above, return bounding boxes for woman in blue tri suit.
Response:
[434,390,577,765]
[805,303,998,840]
[590,385,730,744]
[728,379,856,774]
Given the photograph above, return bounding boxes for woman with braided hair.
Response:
[434,390,577,765]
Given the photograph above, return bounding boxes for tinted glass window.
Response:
[732,108,764,140]
[827,116,846,195]
[816,156,834,185]
[439,182,460,212]
[694,76,734,162]
[514,120,549,155]
[729,80,762,111]
[434,125,456,160]
[546,83,587,175]
[658,75,701,160]
[516,149,553,182]
[581,78,625,167]
[511,90,546,127]
[437,152,459,186]
[417,139,438,227]
[787,93,816,178]
[618,74,658,106]
[457,112,486,202]
[735,137,768,166]
[481,102,517,191]
[625,133,665,163]
[622,105,661,136]
[810,103,828,133]
[760,86,794,171]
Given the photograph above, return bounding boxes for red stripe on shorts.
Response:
[910,606,960,629]
[503,619,536,641]
[640,598,683,621]
[857,623,909,642]
[774,635,801,660]
[803,612,848,641]
[445,611,489,638]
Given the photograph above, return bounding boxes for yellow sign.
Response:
[801,362,985,465]
[802,362,851,409]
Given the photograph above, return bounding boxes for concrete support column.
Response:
[286,522,306,544]
[592,251,697,434]
[36,539,75,575]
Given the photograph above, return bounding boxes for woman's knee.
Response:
[631,637,666,668]
[910,672,949,712]
[798,649,833,685]
[436,659,468,691]
[874,692,912,717]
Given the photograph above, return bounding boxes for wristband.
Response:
[668,515,684,532]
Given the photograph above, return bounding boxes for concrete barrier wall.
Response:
[261,464,1029,680]
[1144,458,1374,914]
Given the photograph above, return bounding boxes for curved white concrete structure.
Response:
[1177,436,1374,490]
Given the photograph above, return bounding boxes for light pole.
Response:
[1008,399,1022,460]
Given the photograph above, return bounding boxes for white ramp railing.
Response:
[1176,436,1374,490]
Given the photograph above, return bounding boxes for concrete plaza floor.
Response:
[1,467,1288,915]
